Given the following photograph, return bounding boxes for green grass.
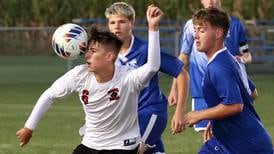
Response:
[0,56,273,154]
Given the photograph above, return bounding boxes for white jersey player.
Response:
[16,5,163,154]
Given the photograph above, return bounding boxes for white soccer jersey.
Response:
[24,31,160,150]
[51,64,144,150]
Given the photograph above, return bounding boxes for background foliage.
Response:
[0,0,273,27]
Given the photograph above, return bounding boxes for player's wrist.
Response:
[23,127,33,133]
[239,57,245,63]
[148,24,159,31]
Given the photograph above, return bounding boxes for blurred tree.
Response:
[258,0,273,20]
[232,0,244,20]
[0,0,273,27]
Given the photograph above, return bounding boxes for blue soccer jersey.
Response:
[202,48,273,153]
[116,36,183,115]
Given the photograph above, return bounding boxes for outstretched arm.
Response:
[16,91,53,147]
[16,69,76,147]
[131,5,163,86]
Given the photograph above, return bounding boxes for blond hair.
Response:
[105,2,135,22]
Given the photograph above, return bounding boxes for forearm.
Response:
[170,78,178,95]
[147,31,160,72]
[196,103,243,121]
[25,90,53,130]
[175,68,189,114]
[136,31,160,83]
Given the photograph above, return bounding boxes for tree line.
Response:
[0,0,273,27]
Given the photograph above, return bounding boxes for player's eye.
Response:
[120,20,127,24]
[109,21,115,25]
[87,47,96,53]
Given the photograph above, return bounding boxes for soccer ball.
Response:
[52,23,88,60]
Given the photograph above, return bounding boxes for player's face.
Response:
[194,22,216,53]
[107,15,134,42]
[201,0,221,9]
[85,42,113,72]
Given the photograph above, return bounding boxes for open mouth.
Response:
[114,32,121,35]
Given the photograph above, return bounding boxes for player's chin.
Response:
[86,62,93,70]
[196,46,202,51]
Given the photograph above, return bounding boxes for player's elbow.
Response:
[251,89,258,100]
[150,61,161,73]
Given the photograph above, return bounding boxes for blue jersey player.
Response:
[184,8,273,153]
[104,2,189,154]
[169,0,257,135]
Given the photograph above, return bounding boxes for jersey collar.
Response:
[118,35,134,58]
[207,47,227,65]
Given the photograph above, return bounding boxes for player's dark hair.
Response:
[193,8,230,39]
[88,26,123,55]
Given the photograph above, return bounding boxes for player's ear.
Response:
[105,52,116,62]
[130,20,135,29]
[216,28,224,40]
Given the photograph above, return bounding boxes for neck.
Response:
[94,65,115,83]
[206,42,224,60]
[120,36,132,55]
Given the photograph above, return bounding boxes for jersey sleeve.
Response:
[159,52,183,77]
[24,67,78,130]
[180,20,195,55]
[236,18,249,53]
[126,31,160,90]
[209,63,243,105]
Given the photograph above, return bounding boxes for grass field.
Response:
[0,56,273,154]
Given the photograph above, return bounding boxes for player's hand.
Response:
[138,142,148,154]
[168,89,178,107]
[16,127,33,147]
[203,121,213,143]
[146,4,164,31]
[234,55,244,63]
[171,111,185,135]
[184,111,201,127]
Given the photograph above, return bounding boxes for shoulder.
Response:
[113,64,136,82]
[67,64,91,79]
[72,64,88,73]
[230,16,240,22]
[134,36,147,44]
[230,16,244,26]
[115,64,132,74]
[132,36,148,53]
[185,19,193,26]
[183,19,193,29]
[208,51,234,73]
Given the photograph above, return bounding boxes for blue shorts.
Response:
[138,108,167,153]
[199,137,229,154]
[192,98,209,131]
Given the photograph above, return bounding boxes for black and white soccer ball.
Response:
[52,23,88,60]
